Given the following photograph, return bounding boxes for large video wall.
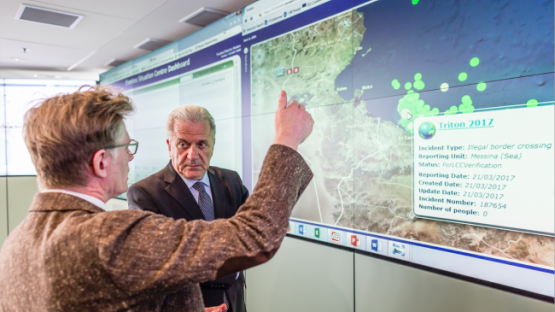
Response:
[100,0,554,299]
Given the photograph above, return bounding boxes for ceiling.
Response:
[0,0,255,80]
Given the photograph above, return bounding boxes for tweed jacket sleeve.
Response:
[97,144,312,296]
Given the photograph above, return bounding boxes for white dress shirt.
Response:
[41,189,107,211]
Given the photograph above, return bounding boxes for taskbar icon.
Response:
[388,241,411,261]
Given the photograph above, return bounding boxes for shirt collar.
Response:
[180,172,210,190]
[41,189,108,211]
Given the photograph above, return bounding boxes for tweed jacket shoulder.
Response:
[0,144,312,312]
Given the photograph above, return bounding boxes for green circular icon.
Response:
[527,99,539,107]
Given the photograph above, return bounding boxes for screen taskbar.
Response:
[287,218,554,298]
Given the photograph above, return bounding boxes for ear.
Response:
[167,138,172,158]
[91,149,109,178]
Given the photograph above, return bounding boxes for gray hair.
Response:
[166,105,216,140]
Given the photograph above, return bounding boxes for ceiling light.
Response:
[10,57,26,62]
[134,38,171,51]
[179,7,229,27]
[15,4,84,29]
[105,58,127,67]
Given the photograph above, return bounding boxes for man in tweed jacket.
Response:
[0,87,313,312]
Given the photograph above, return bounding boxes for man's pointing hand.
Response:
[273,90,314,150]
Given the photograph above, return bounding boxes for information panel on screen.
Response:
[101,0,554,298]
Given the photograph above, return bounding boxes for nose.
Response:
[187,145,199,160]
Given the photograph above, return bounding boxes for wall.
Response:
[6,176,38,233]
[246,236,553,312]
[0,177,7,246]
[246,235,354,312]
[0,176,38,246]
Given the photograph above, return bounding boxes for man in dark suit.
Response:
[128,105,247,312]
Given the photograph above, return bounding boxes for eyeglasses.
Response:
[103,139,139,155]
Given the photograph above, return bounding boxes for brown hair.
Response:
[24,85,134,189]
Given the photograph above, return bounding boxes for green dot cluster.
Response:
[392,72,441,133]
[458,95,475,113]
[476,81,487,92]
[413,72,425,90]
[392,79,401,90]
[397,91,439,133]
[526,99,539,107]
[444,106,458,116]
[412,0,420,4]
[444,95,475,115]
[392,73,427,93]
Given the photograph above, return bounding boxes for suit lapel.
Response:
[208,168,227,219]
[163,162,206,221]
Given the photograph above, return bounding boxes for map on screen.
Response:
[248,0,554,268]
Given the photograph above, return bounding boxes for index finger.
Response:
[277,90,288,110]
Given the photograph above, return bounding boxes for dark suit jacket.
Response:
[0,144,313,312]
[127,162,249,312]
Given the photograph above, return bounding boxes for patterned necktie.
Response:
[192,182,215,221]
[193,182,229,311]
